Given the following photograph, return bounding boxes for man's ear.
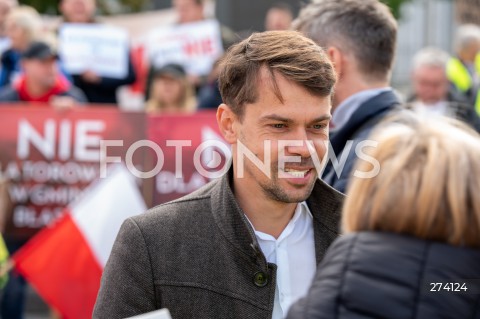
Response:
[217,103,238,144]
[327,46,344,79]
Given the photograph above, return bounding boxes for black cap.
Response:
[153,63,186,79]
[22,41,58,60]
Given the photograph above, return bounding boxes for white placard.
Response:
[125,309,172,319]
[59,23,129,79]
[0,38,10,56]
[146,19,224,76]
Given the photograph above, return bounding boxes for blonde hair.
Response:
[343,111,480,248]
[6,5,42,43]
[145,75,196,114]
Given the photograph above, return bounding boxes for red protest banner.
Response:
[147,111,230,206]
[0,105,146,240]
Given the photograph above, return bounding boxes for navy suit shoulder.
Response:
[330,90,401,154]
[323,90,401,193]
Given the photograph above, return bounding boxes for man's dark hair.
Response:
[293,0,397,82]
[218,30,336,120]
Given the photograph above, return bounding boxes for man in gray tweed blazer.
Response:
[94,30,344,319]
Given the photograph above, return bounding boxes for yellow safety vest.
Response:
[447,56,480,115]
[0,234,8,288]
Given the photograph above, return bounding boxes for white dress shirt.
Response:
[245,202,316,319]
[332,87,393,130]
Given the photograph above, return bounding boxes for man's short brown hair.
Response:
[293,0,397,82]
[218,30,336,119]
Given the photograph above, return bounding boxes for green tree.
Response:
[19,0,57,14]
[380,0,412,19]
[19,0,147,15]
[118,0,146,13]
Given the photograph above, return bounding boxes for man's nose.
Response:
[285,129,311,158]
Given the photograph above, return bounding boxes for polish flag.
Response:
[12,165,147,319]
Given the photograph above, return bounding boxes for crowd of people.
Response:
[0,0,480,318]
[0,0,297,114]
[0,0,478,121]
[0,0,135,108]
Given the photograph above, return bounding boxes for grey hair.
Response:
[412,47,450,72]
[293,0,397,82]
[454,24,480,54]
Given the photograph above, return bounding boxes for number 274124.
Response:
[430,282,468,292]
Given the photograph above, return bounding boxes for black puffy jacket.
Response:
[287,232,480,319]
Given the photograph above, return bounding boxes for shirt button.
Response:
[253,271,268,287]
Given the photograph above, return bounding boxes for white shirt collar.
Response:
[244,202,316,319]
[244,201,311,242]
[332,87,392,130]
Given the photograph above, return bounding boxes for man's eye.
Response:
[272,124,286,129]
[312,124,326,130]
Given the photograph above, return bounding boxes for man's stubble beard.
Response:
[239,132,317,204]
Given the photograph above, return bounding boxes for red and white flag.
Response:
[12,165,147,319]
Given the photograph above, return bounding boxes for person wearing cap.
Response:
[0,40,87,107]
[145,63,196,114]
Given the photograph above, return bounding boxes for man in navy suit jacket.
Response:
[294,0,401,194]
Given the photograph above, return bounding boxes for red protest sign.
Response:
[147,111,230,206]
[0,105,146,240]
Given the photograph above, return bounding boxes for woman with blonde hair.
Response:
[287,112,480,319]
[0,0,17,52]
[0,5,42,86]
[145,63,196,114]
